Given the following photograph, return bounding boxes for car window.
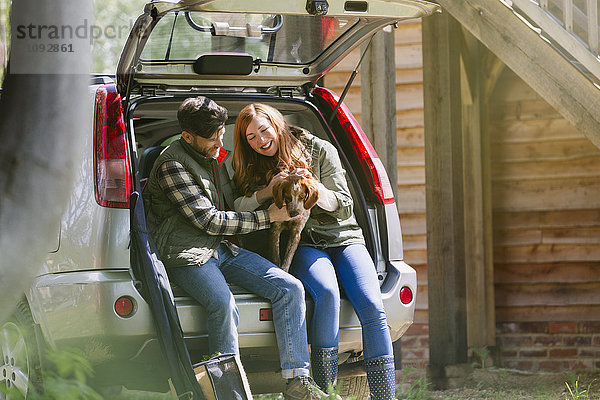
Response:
[140,11,359,65]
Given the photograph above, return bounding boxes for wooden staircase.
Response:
[510,0,599,85]
[432,0,600,148]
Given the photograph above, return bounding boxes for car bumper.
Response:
[29,260,415,363]
[179,260,416,354]
[28,270,156,362]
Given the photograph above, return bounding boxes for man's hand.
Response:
[268,203,300,222]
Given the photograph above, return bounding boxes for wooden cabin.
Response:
[325,0,600,384]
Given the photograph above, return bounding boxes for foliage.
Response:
[91,0,147,74]
[564,375,596,400]
[0,0,8,78]
[565,379,591,400]
[33,348,103,400]
[200,352,221,362]
[1,347,105,400]
[471,346,490,369]
[324,382,353,400]
[0,0,146,79]
[396,367,431,400]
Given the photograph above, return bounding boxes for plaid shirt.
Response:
[157,160,270,235]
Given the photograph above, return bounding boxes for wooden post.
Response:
[422,11,469,388]
[461,29,496,352]
[361,26,398,200]
[481,53,502,353]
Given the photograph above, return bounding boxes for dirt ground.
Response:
[398,368,600,400]
[116,368,600,399]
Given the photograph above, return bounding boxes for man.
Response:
[144,96,326,399]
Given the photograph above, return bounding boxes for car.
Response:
[1,1,438,398]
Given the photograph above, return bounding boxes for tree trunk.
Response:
[0,0,91,321]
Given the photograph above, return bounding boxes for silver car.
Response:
[1,0,437,398]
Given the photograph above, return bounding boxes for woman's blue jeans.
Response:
[168,244,311,378]
[290,243,393,359]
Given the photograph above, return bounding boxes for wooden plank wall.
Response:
[325,20,429,327]
[326,19,600,371]
[489,68,600,323]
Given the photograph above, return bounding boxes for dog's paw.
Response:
[279,262,291,273]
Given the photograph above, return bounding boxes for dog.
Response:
[269,174,319,272]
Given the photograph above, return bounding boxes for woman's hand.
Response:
[256,171,288,204]
[290,168,312,179]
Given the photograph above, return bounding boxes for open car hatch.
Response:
[116,0,439,93]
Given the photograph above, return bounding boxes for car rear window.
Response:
[140,11,359,65]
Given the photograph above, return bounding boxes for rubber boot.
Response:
[365,355,396,400]
[310,346,338,393]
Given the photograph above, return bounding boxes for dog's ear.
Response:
[272,181,285,209]
[304,180,320,209]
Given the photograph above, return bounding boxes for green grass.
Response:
[393,368,600,400]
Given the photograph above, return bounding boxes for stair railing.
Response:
[507,0,600,83]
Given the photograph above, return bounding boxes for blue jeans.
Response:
[168,244,310,378]
[290,244,393,359]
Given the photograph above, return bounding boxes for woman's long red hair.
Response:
[233,103,310,196]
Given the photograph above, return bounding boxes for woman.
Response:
[232,103,396,400]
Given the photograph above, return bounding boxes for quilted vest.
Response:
[144,138,234,268]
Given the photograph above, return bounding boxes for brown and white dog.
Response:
[269,174,319,272]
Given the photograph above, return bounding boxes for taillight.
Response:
[313,86,395,205]
[94,84,131,208]
[114,296,136,317]
[400,286,413,305]
[259,308,273,321]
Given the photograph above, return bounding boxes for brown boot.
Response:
[283,376,327,400]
